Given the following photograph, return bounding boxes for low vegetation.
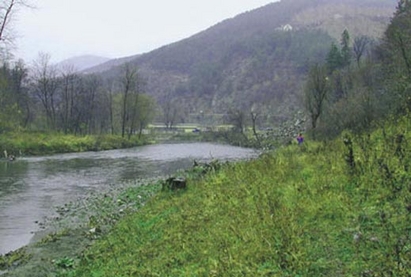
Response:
[49,113,409,276]
[0,132,149,157]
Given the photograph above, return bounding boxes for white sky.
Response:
[13,0,278,63]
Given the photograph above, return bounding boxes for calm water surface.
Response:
[0,143,257,254]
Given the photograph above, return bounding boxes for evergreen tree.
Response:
[382,0,411,79]
[340,29,351,67]
[394,0,411,15]
[353,36,370,67]
[326,42,342,73]
[378,0,411,113]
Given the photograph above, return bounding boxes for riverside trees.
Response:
[304,1,411,139]
[0,0,31,132]
[0,60,29,132]
[0,56,156,138]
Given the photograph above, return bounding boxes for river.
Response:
[0,143,257,255]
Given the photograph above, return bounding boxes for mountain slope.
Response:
[56,55,110,72]
[91,0,396,122]
[82,54,140,74]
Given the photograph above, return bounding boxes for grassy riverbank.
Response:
[0,132,151,156]
[2,115,411,276]
[51,115,410,276]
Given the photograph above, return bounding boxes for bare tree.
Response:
[227,108,248,136]
[161,90,185,130]
[304,64,329,134]
[119,63,139,138]
[0,0,31,53]
[8,59,30,126]
[83,74,101,134]
[106,80,116,135]
[31,53,59,129]
[250,103,261,146]
[59,65,79,133]
[162,98,178,129]
[132,94,156,138]
[353,36,370,67]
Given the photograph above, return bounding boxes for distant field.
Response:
[147,124,235,133]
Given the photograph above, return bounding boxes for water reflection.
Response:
[0,161,29,196]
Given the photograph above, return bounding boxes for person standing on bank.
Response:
[296,133,304,145]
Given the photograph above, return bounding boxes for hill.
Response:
[89,0,396,124]
[81,54,140,74]
[56,55,110,72]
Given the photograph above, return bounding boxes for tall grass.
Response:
[62,115,411,276]
[0,132,149,156]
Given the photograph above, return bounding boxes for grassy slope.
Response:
[66,116,411,276]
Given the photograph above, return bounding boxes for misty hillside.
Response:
[89,0,396,122]
[82,54,140,74]
[56,55,110,72]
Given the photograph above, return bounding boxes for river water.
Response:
[0,143,257,255]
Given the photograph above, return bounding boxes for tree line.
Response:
[0,1,158,138]
[0,53,156,138]
[304,0,411,139]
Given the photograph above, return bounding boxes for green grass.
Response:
[60,115,411,276]
[0,132,150,156]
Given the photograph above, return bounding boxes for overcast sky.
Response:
[13,0,278,63]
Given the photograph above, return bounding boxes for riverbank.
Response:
[0,143,257,276]
[0,129,268,160]
[0,132,152,157]
[2,115,411,275]
[0,177,163,276]
[58,116,410,276]
[0,160,227,276]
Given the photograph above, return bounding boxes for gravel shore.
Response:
[0,177,162,277]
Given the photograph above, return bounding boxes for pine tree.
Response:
[340,29,351,67]
[394,0,411,16]
[326,42,342,73]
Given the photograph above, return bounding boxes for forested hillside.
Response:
[91,0,395,125]
[0,0,397,139]
[302,0,411,140]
